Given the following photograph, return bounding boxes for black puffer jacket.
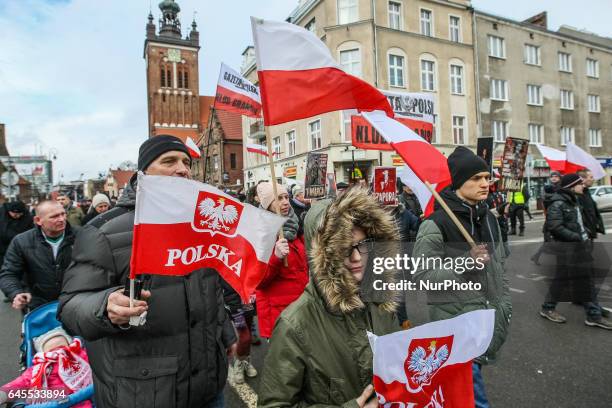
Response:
[0,225,74,309]
[0,203,34,262]
[546,190,587,242]
[58,179,236,408]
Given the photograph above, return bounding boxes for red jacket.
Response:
[256,235,308,338]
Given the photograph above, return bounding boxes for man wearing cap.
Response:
[58,135,237,408]
[0,201,33,268]
[413,146,512,407]
[540,173,612,330]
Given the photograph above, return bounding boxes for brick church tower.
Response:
[144,0,201,140]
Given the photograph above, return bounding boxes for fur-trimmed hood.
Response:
[310,187,400,314]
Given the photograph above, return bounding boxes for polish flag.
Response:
[246,143,278,157]
[215,63,262,118]
[185,137,201,158]
[536,144,566,173]
[566,142,606,180]
[251,17,393,126]
[361,111,451,216]
[130,174,286,301]
[398,165,436,216]
[369,310,495,407]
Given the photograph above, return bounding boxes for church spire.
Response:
[158,0,182,38]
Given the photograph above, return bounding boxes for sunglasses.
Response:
[347,238,374,257]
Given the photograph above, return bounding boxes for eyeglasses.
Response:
[347,238,374,257]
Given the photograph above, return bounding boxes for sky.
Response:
[0,0,610,182]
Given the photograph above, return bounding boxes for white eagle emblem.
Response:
[197,197,239,232]
[406,340,449,392]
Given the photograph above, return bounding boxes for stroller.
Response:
[11,301,94,408]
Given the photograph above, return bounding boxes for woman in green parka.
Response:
[258,187,401,408]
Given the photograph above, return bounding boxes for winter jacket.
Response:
[256,234,308,338]
[57,179,237,408]
[546,190,589,242]
[82,207,109,226]
[399,191,423,217]
[412,188,512,365]
[0,203,34,262]
[65,205,85,228]
[543,182,560,209]
[0,225,74,309]
[577,189,605,239]
[259,188,400,407]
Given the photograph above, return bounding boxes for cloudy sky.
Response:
[0,0,609,182]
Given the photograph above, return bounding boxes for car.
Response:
[589,185,612,211]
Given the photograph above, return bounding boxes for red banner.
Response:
[372,167,397,205]
[351,116,434,150]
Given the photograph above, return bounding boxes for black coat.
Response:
[57,180,237,408]
[546,190,588,242]
[578,190,605,239]
[0,204,34,261]
[0,225,74,309]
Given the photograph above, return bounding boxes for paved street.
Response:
[1,212,611,407]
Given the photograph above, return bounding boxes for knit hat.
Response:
[447,146,490,189]
[6,201,26,213]
[560,173,582,189]
[257,182,288,210]
[550,171,562,177]
[291,184,303,197]
[91,193,110,209]
[33,327,72,353]
[138,135,191,171]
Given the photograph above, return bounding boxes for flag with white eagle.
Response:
[129,174,286,301]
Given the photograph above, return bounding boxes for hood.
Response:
[116,174,137,208]
[433,187,489,221]
[310,187,400,314]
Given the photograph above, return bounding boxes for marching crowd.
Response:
[0,135,609,407]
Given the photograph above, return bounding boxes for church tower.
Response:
[144,0,200,139]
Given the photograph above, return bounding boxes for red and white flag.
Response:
[130,174,285,301]
[185,137,201,158]
[246,143,278,157]
[369,310,495,408]
[215,63,262,118]
[361,111,451,216]
[536,144,566,173]
[251,17,393,125]
[566,142,606,180]
[398,165,436,216]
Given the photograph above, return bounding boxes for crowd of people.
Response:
[0,134,609,407]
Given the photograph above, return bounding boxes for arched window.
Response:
[178,70,184,88]
[184,71,189,89]
[387,47,407,88]
[160,67,166,87]
[337,41,362,78]
[419,53,437,92]
[448,58,465,95]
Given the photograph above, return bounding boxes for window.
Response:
[213,155,219,170]
[388,1,401,30]
[490,79,508,101]
[342,109,357,142]
[449,16,461,42]
[528,124,543,144]
[273,136,281,157]
[309,120,322,149]
[560,89,574,110]
[183,71,189,88]
[305,18,316,33]
[588,94,600,113]
[450,64,463,94]
[431,113,439,144]
[160,67,167,87]
[589,129,602,147]
[488,35,505,58]
[527,84,542,105]
[558,52,572,72]
[492,120,508,142]
[178,71,184,88]
[586,58,599,78]
[286,130,296,156]
[420,9,432,37]
[452,116,465,145]
[524,44,540,65]
[560,127,575,145]
[420,59,435,91]
[388,54,405,87]
[230,153,237,169]
[338,0,358,24]
[340,49,361,77]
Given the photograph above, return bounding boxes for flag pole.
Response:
[424,181,477,248]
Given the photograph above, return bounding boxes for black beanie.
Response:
[447,146,490,189]
[560,173,582,189]
[138,135,191,171]
[6,201,26,213]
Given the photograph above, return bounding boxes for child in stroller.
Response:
[0,302,94,408]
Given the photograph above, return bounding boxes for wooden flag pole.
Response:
[264,125,289,267]
[424,181,477,249]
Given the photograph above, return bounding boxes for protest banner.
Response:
[373,167,397,205]
[214,63,262,118]
[477,137,494,172]
[500,137,529,191]
[304,153,328,199]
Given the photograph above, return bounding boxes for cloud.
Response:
[0,0,296,181]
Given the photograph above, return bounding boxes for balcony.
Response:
[250,120,265,140]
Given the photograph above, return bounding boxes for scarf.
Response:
[283,206,300,241]
[30,339,92,392]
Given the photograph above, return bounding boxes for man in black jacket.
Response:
[540,173,612,330]
[0,200,74,310]
[58,135,237,408]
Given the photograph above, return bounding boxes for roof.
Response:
[110,170,135,187]
[215,110,243,141]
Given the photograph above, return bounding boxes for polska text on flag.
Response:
[251,17,393,125]
[215,62,262,118]
[368,310,495,408]
[130,174,285,301]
